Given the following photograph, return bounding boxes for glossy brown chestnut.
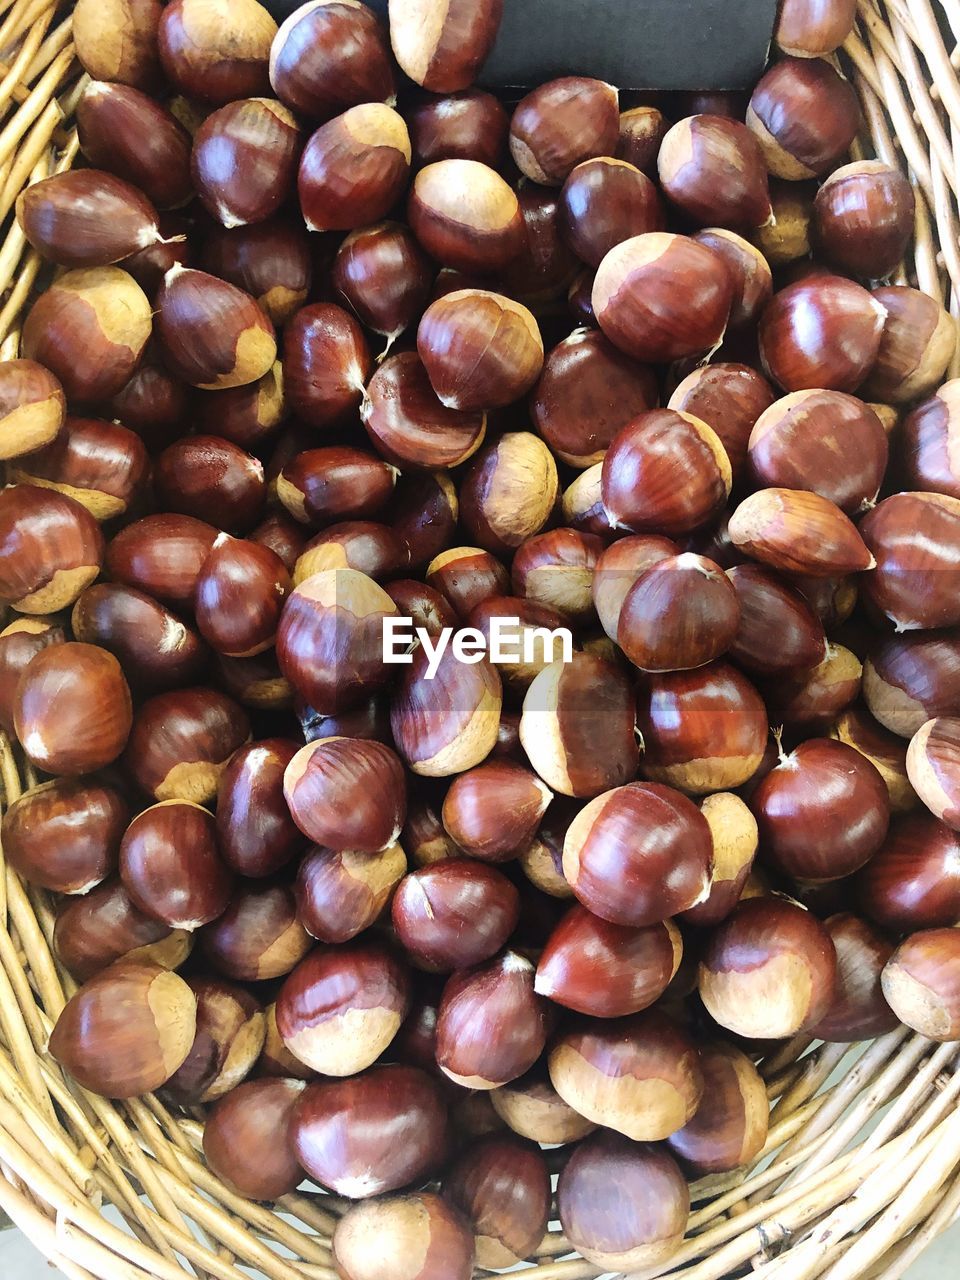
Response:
[510,528,601,622]
[165,978,264,1104]
[459,433,558,555]
[216,652,293,711]
[2,778,128,895]
[636,662,769,793]
[107,361,189,451]
[747,56,860,179]
[440,761,551,863]
[251,511,307,574]
[882,928,960,1040]
[442,1134,549,1269]
[907,716,960,830]
[54,879,192,983]
[295,842,405,944]
[409,90,508,168]
[191,98,301,228]
[157,266,276,390]
[465,596,570,695]
[122,686,250,804]
[22,267,152,403]
[389,0,501,91]
[618,553,740,672]
[391,470,460,568]
[681,792,759,927]
[216,738,305,877]
[0,358,65,461]
[73,0,163,89]
[592,534,678,640]
[659,115,771,228]
[748,390,887,514]
[549,1008,703,1141]
[866,289,956,406]
[592,232,734,363]
[759,276,886,393]
[898,379,960,501]
[858,810,960,932]
[776,0,856,55]
[408,159,525,273]
[391,859,520,970]
[106,514,218,612]
[0,617,66,733]
[666,1041,768,1173]
[283,302,372,428]
[50,961,197,1099]
[436,951,548,1089]
[333,1192,475,1280]
[507,182,581,309]
[12,417,147,521]
[123,210,192,296]
[617,102,668,168]
[293,520,407,584]
[277,942,410,1076]
[699,897,837,1039]
[510,77,619,186]
[17,169,163,269]
[425,546,510,621]
[536,907,681,1017]
[402,791,465,867]
[729,488,875,576]
[0,484,103,615]
[158,0,276,103]
[562,780,712,925]
[751,738,890,881]
[810,914,898,1042]
[120,800,232,930]
[691,230,773,329]
[202,1077,306,1200]
[558,1131,689,1271]
[15,643,132,776]
[202,223,311,329]
[601,409,731,536]
[815,156,916,277]
[362,353,485,471]
[277,446,397,527]
[332,222,432,343]
[193,536,289,659]
[386,581,457,640]
[863,631,960,740]
[769,642,863,730]
[559,157,664,267]
[201,882,311,982]
[76,81,193,210]
[283,736,406,852]
[861,493,960,631]
[299,103,410,232]
[726,563,826,676]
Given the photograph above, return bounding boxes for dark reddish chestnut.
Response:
[409,90,508,168]
[201,882,311,982]
[276,446,396,527]
[12,417,147,522]
[216,738,305,877]
[810,914,898,1042]
[746,57,860,178]
[559,157,664,267]
[658,115,771,228]
[691,229,773,329]
[509,183,581,310]
[106,514,218,612]
[726,563,826,676]
[333,222,433,342]
[191,98,301,228]
[831,705,917,814]
[862,631,960,740]
[216,652,293,711]
[292,520,407,584]
[592,535,678,640]
[618,553,740,672]
[251,511,307,574]
[202,222,311,327]
[759,277,886,393]
[0,617,66,733]
[425,546,510,620]
[158,0,276,103]
[391,471,460,568]
[76,81,193,210]
[467,596,571,694]
[389,0,501,91]
[2,778,128,894]
[617,104,670,173]
[203,1077,306,1200]
[17,170,164,269]
[333,1192,474,1280]
[813,161,915,278]
[729,488,875,576]
[882,928,960,1041]
[391,643,502,777]
[284,302,372,428]
[899,379,960,496]
[0,484,103,615]
[861,493,960,631]
[391,860,520,971]
[859,812,960,933]
[120,801,233,929]
[699,897,837,1038]
[402,791,463,868]
[362,353,486,470]
[107,361,188,451]
[386,581,457,638]
[54,879,193,983]
[442,1134,550,1269]
[407,159,525,273]
[299,103,411,231]
[156,266,276,390]
[442,761,551,862]
[509,77,619,186]
[769,642,863,730]
[284,736,406,852]
[775,0,856,55]
[296,842,406,943]
[194,535,289,659]
[165,978,265,1104]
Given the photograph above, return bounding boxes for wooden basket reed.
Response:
[1,1,960,1278]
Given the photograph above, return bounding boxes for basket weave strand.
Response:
[1,0,960,1277]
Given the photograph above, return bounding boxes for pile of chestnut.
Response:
[2,0,960,1275]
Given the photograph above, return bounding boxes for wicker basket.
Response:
[1,2,960,1278]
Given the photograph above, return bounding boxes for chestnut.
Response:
[425,546,509,620]
[50,961,197,1099]
[298,103,410,232]
[831,704,917,813]
[692,229,773,329]
[490,1068,595,1144]
[158,0,276,103]
[0,484,103,615]
[296,842,405,944]
[277,568,397,714]
[293,520,407,584]
[563,780,712,925]
[813,162,915,281]
[751,738,890,882]
[747,56,860,178]
[284,736,406,852]
[769,642,863,730]
[17,170,164,269]
[123,211,192,296]
[436,951,548,1089]
[861,492,960,631]
[759,276,886,393]
[362,353,485,471]
[392,471,460,568]
[637,662,769,793]
[898,379,960,499]
[216,739,305,877]
[391,859,520,971]
[202,223,311,328]
[387,581,458,640]
[618,553,740,672]
[442,761,551,862]
[333,224,432,343]
[407,159,525,273]
[165,978,264,1104]
[277,446,396,528]
[11,417,148,522]
[751,177,817,264]
[506,182,580,310]
[667,1041,768,1173]
[592,534,677,640]
[866,289,956,407]
[0,617,66,734]
[532,327,657,469]
[776,0,857,55]
[811,914,898,1042]
[549,1008,703,1140]
[122,686,250,804]
[333,1192,474,1280]
[259,1003,316,1080]
[862,631,960,740]
[728,488,875,576]
[509,77,619,186]
[193,535,289,658]
[119,801,232,930]
[269,0,395,121]
[558,1131,689,1271]
[858,810,960,932]
[907,716,960,830]
[276,942,410,1076]
[602,409,731,535]
[562,463,614,537]
[537,907,681,1017]
[442,1134,549,1269]
[418,289,543,411]
[105,513,218,612]
[201,882,311,982]
[0,358,65,461]
[592,232,734,362]
[392,643,502,776]
[191,97,302,228]
[283,302,372,428]
[559,157,664,267]
[203,1077,306,1200]
[747,390,888,514]
[520,654,638,798]
[251,511,306,574]
[157,265,276,390]
[389,0,500,91]
[15,643,132,776]
[699,897,837,1039]
[882,928,960,1041]
[2,778,128,895]
[76,81,193,211]
[54,879,192,983]
[107,361,189,450]
[402,792,464,868]
[681,792,759,927]
[726,564,826,676]
[659,114,771,228]
[292,1063,447,1198]
[73,0,163,90]
[459,433,558,554]
[410,90,508,170]
[216,653,293,711]
[22,266,152,403]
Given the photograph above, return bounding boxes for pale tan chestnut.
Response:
[881,928,960,1041]
[460,432,558,555]
[728,488,875,576]
[389,0,503,93]
[0,359,65,461]
[72,0,163,89]
[680,793,759,928]
[333,1193,475,1280]
[751,178,815,265]
[490,1072,596,1145]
